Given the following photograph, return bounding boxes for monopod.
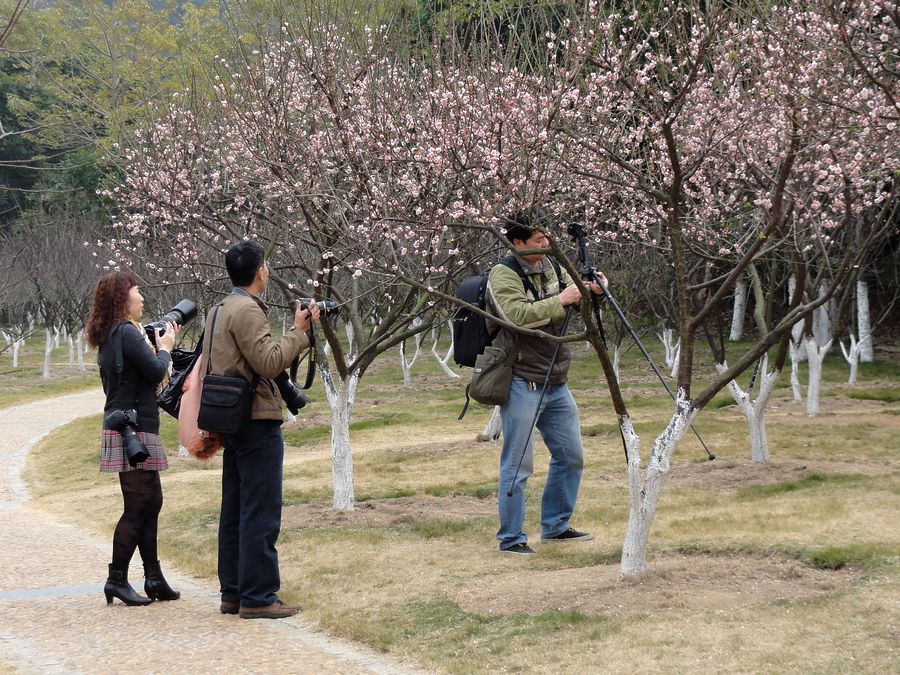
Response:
[567,223,715,461]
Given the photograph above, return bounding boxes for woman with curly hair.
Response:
[86,270,181,606]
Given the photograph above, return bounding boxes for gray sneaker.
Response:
[541,527,593,543]
[239,599,302,619]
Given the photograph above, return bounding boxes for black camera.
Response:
[145,299,198,345]
[297,299,338,314]
[104,409,150,467]
[274,372,308,415]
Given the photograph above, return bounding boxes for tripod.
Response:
[567,222,715,461]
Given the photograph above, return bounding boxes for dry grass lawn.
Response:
[18,339,900,673]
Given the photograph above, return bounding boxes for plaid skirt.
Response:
[99,429,170,473]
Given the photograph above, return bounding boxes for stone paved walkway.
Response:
[0,390,420,675]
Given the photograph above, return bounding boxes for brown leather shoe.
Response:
[220,601,239,615]
[239,599,301,619]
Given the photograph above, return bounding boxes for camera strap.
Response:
[301,328,316,390]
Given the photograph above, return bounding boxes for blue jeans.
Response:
[497,377,585,549]
[218,420,284,608]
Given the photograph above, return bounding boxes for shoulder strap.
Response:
[205,300,261,389]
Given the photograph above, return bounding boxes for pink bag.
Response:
[178,355,221,460]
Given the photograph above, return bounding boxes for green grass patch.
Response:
[424,483,496,498]
[848,388,900,403]
[736,473,871,499]
[797,544,896,571]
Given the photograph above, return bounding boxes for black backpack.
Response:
[451,255,561,368]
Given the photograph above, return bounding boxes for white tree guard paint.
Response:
[321,367,361,510]
[856,279,874,363]
[612,344,621,381]
[75,330,86,372]
[805,337,832,416]
[729,278,748,341]
[431,321,460,379]
[42,329,53,380]
[717,357,780,463]
[789,342,803,402]
[476,406,503,442]
[840,334,862,385]
[658,328,680,379]
[620,393,697,577]
[812,285,833,349]
[787,275,807,362]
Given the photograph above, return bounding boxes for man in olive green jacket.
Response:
[204,240,319,618]
[487,213,604,556]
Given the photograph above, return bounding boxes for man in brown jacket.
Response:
[205,240,319,619]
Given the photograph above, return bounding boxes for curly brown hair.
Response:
[86,271,141,348]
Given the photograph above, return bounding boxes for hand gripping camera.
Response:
[273,299,338,415]
[104,409,150,467]
[144,299,198,346]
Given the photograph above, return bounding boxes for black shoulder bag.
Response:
[197,304,261,435]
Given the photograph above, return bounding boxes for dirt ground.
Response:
[451,552,856,617]
[281,457,876,618]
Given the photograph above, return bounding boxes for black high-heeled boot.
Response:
[104,564,152,606]
[143,560,180,601]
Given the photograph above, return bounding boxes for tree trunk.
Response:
[729,278,748,341]
[805,337,832,416]
[612,344,621,381]
[476,406,502,442]
[658,328,680,379]
[840,335,861,385]
[788,275,807,362]
[42,328,53,380]
[856,279,874,363]
[789,342,803,402]
[67,336,75,368]
[321,367,361,510]
[620,394,696,577]
[812,285,833,349]
[431,321,459,379]
[717,356,779,463]
[75,330,86,372]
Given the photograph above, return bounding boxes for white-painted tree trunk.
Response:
[52,327,61,349]
[431,321,460,379]
[67,336,75,368]
[840,335,862,385]
[476,406,503,442]
[717,356,780,463]
[12,339,22,367]
[42,329,53,379]
[789,342,803,402]
[787,275,807,362]
[729,278,748,341]
[75,330,86,372]
[620,393,697,577]
[321,367,361,511]
[856,279,874,363]
[812,285,834,349]
[805,337,832,416]
[399,329,424,386]
[658,328,680,379]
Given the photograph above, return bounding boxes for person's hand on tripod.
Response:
[559,273,607,306]
[589,272,607,297]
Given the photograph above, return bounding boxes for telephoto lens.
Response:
[274,371,308,415]
[145,299,198,344]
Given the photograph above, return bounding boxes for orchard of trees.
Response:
[1,0,897,576]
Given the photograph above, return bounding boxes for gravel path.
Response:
[0,390,420,675]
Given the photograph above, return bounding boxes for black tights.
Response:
[112,470,163,569]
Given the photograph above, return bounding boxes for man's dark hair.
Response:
[226,240,265,287]
[504,208,547,245]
